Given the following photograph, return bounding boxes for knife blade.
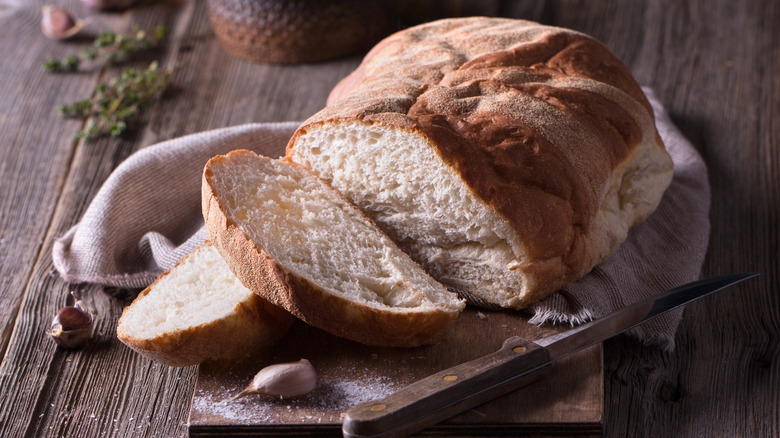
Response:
[342,273,757,438]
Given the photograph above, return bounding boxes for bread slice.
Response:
[287,17,674,309]
[202,150,465,347]
[117,242,294,367]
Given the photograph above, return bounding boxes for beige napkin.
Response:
[52,89,710,349]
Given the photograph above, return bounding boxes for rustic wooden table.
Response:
[0,0,776,436]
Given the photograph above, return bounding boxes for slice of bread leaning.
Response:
[202,150,465,347]
[117,241,294,367]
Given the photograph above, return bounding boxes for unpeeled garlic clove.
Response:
[41,5,86,40]
[48,292,94,348]
[231,359,317,401]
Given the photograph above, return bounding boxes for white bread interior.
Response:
[202,150,465,347]
[117,242,294,366]
[290,122,525,307]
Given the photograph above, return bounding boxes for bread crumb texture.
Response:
[207,151,461,313]
[119,244,254,337]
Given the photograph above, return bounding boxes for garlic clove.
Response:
[41,5,86,40]
[49,323,93,348]
[48,292,94,348]
[53,304,93,330]
[231,359,317,401]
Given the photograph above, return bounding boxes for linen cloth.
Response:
[52,89,710,349]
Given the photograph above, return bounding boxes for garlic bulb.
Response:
[41,5,86,40]
[231,359,317,400]
[48,292,94,348]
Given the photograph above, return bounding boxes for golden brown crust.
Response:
[288,17,674,307]
[202,152,460,347]
[116,243,294,367]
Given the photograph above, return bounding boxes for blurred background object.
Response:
[207,0,502,63]
[207,0,393,63]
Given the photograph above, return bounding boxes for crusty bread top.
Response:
[288,17,674,306]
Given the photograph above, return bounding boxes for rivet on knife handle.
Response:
[342,336,551,438]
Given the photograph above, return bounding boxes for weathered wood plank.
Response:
[594,0,779,437]
[0,2,178,437]
[0,0,360,437]
[0,0,99,362]
[0,2,193,435]
[0,1,139,433]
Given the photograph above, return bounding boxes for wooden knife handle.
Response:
[342,336,552,438]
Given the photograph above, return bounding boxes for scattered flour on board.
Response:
[192,366,400,424]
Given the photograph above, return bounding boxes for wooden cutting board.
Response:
[188,307,603,437]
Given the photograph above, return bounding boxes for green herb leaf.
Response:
[43,25,168,72]
[59,62,174,139]
[44,26,173,140]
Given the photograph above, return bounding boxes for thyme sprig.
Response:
[44,25,168,72]
[59,61,173,139]
[45,25,174,139]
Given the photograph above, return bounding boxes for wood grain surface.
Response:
[0,0,776,437]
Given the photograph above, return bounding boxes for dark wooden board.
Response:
[189,308,603,437]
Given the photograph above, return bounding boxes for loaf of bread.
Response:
[202,150,465,347]
[287,17,674,309]
[117,242,294,366]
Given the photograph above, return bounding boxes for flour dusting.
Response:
[192,366,400,424]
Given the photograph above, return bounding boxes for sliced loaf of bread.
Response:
[117,242,294,366]
[202,150,465,347]
[287,17,674,309]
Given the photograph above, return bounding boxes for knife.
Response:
[342,273,757,438]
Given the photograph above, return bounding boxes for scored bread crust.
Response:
[287,17,674,308]
[117,243,294,367]
[202,151,462,348]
